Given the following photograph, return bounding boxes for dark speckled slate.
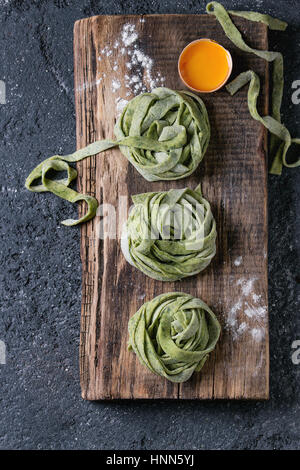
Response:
[0,0,299,450]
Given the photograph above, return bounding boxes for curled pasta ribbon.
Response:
[128,292,221,383]
[25,87,210,225]
[207,1,300,175]
[115,87,210,181]
[226,70,300,174]
[121,185,217,281]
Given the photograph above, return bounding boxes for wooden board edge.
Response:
[74,12,219,31]
[263,24,270,400]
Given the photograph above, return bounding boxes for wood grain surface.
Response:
[73,14,269,400]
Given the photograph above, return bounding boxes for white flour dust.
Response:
[77,20,166,115]
[111,79,121,93]
[251,328,265,342]
[121,24,138,46]
[252,293,262,303]
[97,20,166,114]
[234,256,243,266]
[115,97,129,114]
[117,22,166,94]
[244,303,266,319]
[225,277,267,343]
[237,277,257,296]
[227,300,242,331]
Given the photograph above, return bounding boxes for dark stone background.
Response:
[0,0,299,450]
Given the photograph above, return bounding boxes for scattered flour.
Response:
[251,328,265,342]
[97,21,166,112]
[234,256,243,266]
[121,24,138,46]
[76,77,103,92]
[227,300,242,330]
[244,303,266,319]
[115,97,129,114]
[237,277,257,296]
[101,46,113,57]
[111,79,121,93]
[77,20,166,114]
[225,277,267,343]
[236,322,248,336]
[252,293,262,303]
[117,22,166,94]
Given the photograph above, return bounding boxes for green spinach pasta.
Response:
[128,292,221,383]
[121,185,216,281]
[206,1,300,175]
[25,87,210,226]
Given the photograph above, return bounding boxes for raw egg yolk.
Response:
[179,39,231,92]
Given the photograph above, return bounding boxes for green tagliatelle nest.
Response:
[114,87,210,181]
[121,185,217,281]
[25,87,210,226]
[128,292,221,383]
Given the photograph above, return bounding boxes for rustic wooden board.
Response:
[74,14,269,400]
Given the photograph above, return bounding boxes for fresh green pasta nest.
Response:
[114,87,210,181]
[121,185,217,281]
[25,87,210,226]
[128,292,221,383]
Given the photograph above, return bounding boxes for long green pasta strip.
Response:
[128,292,221,383]
[226,70,300,174]
[206,2,284,159]
[25,87,210,225]
[226,10,287,31]
[206,1,300,175]
[25,141,116,226]
[121,185,217,281]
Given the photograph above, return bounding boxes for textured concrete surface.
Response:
[0,0,299,450]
